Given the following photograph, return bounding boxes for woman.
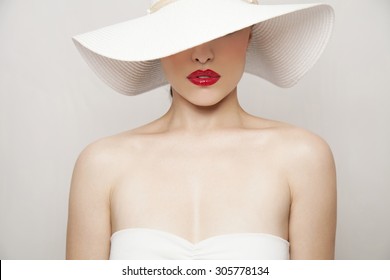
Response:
[66,0,336,260]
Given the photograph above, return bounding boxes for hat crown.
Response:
[150,0,258,4]
[148,0,259,14]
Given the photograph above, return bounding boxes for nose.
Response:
[191,42,214,65]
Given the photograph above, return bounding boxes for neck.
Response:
[161,88,247,133]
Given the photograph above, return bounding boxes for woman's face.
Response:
[160,27,252,107]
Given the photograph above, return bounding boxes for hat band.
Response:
[148,0,259,14]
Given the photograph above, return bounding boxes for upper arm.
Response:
[287,131,337,259]
[66,141,114,259]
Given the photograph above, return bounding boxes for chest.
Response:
[110,141,290,236]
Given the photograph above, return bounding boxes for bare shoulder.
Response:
[249,117,334,161]
[261,121,337,259]
[67,136,120,259]
[74,130,142,172]
[67,132,141,259]
[276,124,335,166]
[69,132,142,209]
[76,136,123,168]
[274,123,335,193]
[72,127,158,188]
[276,124,336,187]
[248,116,336,194]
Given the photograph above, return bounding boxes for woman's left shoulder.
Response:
[269,122,336,191]
[252,119,335,174]
[276,123,333,158]
[271,124,337,260]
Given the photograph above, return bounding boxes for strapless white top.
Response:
[109,228,290,260]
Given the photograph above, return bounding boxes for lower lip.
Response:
[187,77,220,87]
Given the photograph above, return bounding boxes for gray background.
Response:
[0,0,389,259]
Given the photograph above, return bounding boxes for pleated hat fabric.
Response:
[72,0,335,96]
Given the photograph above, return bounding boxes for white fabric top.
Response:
[109,228,289,260]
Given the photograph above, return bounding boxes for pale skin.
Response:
[66,27,337,259]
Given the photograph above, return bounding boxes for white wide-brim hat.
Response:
[73,0,335,96]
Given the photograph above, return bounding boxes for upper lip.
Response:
[187,69,221,79]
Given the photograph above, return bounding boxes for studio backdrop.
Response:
[0,0,389,259]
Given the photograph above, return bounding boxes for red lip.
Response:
[187,69,221,86]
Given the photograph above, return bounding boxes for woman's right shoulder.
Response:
[70,131,144,194]
[75,130,142,168]
[75,136,117,164]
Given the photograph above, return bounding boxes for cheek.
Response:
[231,39,250,61]
[230,47,247,65]
[221,45,248,75]
[217,38,249,66]
[230,31,251,59]
[161,54,187,80]
[160,58,175,76]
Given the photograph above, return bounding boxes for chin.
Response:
[176,85,235,106]
[190,99,224,108]
[186,89,232,107]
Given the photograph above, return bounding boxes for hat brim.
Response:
[73,0,334,95]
